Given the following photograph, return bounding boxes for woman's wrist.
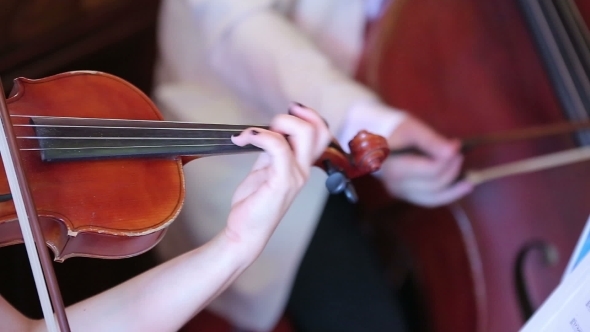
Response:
[220,226,267,268]
[337,101,407,149]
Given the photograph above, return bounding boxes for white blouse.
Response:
[154,0,404,330]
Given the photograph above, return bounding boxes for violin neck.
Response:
[27,116,264,162]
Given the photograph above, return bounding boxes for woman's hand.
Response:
[380,116,473,207]
[224,103,331,256]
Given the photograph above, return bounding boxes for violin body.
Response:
[359,0,590,331]
[0,70,389,263]
[0,72,183,261]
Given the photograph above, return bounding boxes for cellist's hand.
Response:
[380,116,473,207]
[224,103,331,259]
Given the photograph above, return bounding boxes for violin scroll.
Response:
[315,130,390,202]
[348,130,390,174]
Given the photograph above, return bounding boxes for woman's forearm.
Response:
[31,231,256,332]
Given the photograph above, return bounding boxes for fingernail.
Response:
[321,117,329,128]
[288,102,305,114]
[251,129,259,135]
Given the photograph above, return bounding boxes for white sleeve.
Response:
[337,101,407,151]
[182,0,405,142]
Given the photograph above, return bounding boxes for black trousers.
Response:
[286,194,408,332]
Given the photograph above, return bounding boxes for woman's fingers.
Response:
[382,149,470,206]
[270,103,331,172]
[286,103,331,158]
[384,154,448,182]
[230,103,331,188]
[405,179,473,207]
[270,114,315,171]
[231,128,293,181]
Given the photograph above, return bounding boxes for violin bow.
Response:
[389,120,590,185]
[0,81,70,331]
[464,145,590,185]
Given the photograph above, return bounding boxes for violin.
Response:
[0,70,388,260]
[0,70,389,331]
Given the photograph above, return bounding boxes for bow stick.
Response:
[0,80,70,332]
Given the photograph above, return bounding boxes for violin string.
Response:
[16,123,247,132]
[17,136,233,140]
[11,115,266,152]
[20,143,238,152]
[13,114,251,125]
[17,135,237,150]
[11,115,265,132]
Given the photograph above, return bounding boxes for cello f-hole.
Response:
[514,240,559,320]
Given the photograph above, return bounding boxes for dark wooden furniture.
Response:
[0,0,162,319]
[1,0,160,94]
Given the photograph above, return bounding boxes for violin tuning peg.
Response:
[325,171,348,194]
[324,170,359,203]
[343,182,358,204]
[322,159,359,203]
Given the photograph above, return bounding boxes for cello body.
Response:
[358,0,590,331]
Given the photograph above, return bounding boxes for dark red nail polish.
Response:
[289,102,305,115]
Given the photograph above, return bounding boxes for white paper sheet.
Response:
[521,215,590,331]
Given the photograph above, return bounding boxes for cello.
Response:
[357,0,590,331]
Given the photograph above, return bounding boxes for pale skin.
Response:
[0,104,331,332]
[382,116,474,207]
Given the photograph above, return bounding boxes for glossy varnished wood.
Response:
[359,1,590,331]
[0,72,183,261]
